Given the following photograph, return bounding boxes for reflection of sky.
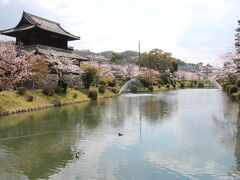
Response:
[0,89,239,180]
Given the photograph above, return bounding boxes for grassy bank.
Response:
[0,85,175,115]
[221,80,240,103]
[0,80,214,116]
[0,87,118,116]
[122,80,212,93]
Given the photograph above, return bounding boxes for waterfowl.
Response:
[75,152,80,158]
[118,133,123,136]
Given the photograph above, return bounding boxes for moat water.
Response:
[0,89,239,180]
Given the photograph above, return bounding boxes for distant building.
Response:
[178,64,198,73]
[176,62,215,80]
[0,11,89,62]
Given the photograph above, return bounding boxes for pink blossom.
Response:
[0,41,36,90]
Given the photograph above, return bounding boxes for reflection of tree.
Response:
[102,96,135,128]
[0,100,105,180]
[210,94,240,175]
[79,101,103,129]
[140,97,171,125]
[234,109,240,172]
[0,93,179,179]
[107,98,125,128]
[0,130,75,180]
[211,93,239,147]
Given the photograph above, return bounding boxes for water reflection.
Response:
[0,102,106,180]
[0,89,239,180]
[234,109,240,175]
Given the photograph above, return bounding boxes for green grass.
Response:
[0,87,117,112]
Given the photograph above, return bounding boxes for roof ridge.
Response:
[2,11,80,40]
[24,12,59,25]
[56,23,80,39]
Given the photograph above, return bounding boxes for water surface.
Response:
[0,89,239,180]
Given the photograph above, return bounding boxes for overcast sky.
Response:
[0,0,239,65]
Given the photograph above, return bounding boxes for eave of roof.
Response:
[0,25,35,36]
[24,12,80,40]
[38,48,89,61]
[0,11,80,41]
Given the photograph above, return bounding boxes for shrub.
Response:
[231,91,240,102]
[111,88,119,94]
[198,82,204,88]
[88,90,98,100]
[158,84,162,89]
[222,83,229,91]
[166,84,170,90]
[54,86,62,94]
[172,80,177,86]
[98,76,111,85]
[108,79,116,87]
[236,78,240,87]
[81,67,98,89]
[42,87,55,96]
[227,85,239,95]
[138,76,152,88]
[98,85,106,94]
[25,95,33,102]
[169,79,174,86]
[180,82,185,88]
[130,85,138,93]
[72,93,78,99]
[148,85,154,92]
[158,79,164,86]
[99,80,106,85]
[172,84,176,89]
[225,84,232,92]
[190,81,194,88]
[56,77,68,94]
[161,74,171,85]
[17,87,27,96]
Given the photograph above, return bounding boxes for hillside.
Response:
[75,49,138,62]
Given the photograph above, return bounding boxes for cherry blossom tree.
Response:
[0,41,36,90]
[217,51,240,81]
[47,50,80,79]
[216,20,240,81]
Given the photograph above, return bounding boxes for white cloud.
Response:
[2,0,239,64]
[145,151,229,180]
[0,0,10,5]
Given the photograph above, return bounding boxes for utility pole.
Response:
[139,97,142,141]
[138,40,141,72]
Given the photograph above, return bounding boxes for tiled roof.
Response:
[1,12,80,40]
[24,44,89,61]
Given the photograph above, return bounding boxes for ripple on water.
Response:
[0,89,239,180]
[144,151,237,180]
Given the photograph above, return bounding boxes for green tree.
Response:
[81,67,98,89]
[88,89,98,100]
[139,49,178,73]
[55,77,68,94]
[110,52,123,64]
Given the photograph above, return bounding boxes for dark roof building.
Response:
[0,11,89,61]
